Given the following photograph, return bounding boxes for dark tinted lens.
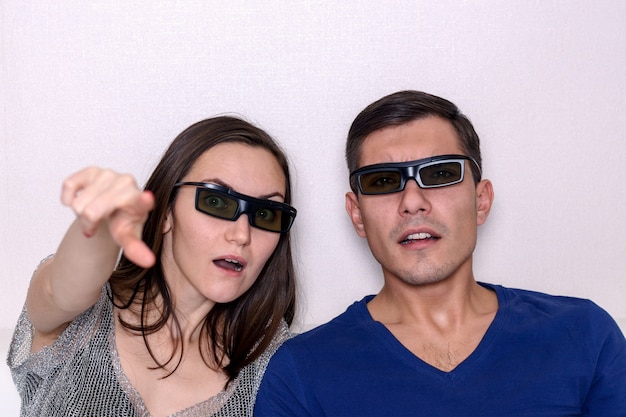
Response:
[359,171,403,194]
[253,207,283,232]
[419,161,463,187]
[196,189,239,219]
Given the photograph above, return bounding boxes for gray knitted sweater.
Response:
[8,283,290,417]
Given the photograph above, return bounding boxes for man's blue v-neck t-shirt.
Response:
[255,283,626,416]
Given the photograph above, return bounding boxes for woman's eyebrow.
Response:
[201,178,285,200]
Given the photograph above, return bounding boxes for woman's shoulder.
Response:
[8,280,113,374]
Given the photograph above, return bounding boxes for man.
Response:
[255,91,626,416]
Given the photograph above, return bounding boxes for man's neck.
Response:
[366,277,498,372]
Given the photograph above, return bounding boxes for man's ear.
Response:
[475,179,494,226]
[346,191,367,238]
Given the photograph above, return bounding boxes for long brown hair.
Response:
[109,116,296,382]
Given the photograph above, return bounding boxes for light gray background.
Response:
[2,1,625,412]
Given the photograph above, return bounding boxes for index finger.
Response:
[109,190,156,268]
[118,234,156,268]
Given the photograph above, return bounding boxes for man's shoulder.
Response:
[487,282,617,330]
[284,296,375,350]
[494,283,597,308]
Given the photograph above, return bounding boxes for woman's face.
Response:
[160,142,285,313]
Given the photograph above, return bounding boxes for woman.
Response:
[8,116,297,416]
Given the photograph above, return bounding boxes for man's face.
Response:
[345,116,493,287]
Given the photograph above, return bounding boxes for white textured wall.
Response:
[2,1,625,412]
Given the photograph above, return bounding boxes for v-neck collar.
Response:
[358,283,506,380]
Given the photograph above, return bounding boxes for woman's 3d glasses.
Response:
[350,154,481,195]
[174,182,297,233]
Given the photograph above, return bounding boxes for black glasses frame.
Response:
[350,154,481,195]
[174,182,297,233]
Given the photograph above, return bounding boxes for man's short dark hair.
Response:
[346,90,483,192]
